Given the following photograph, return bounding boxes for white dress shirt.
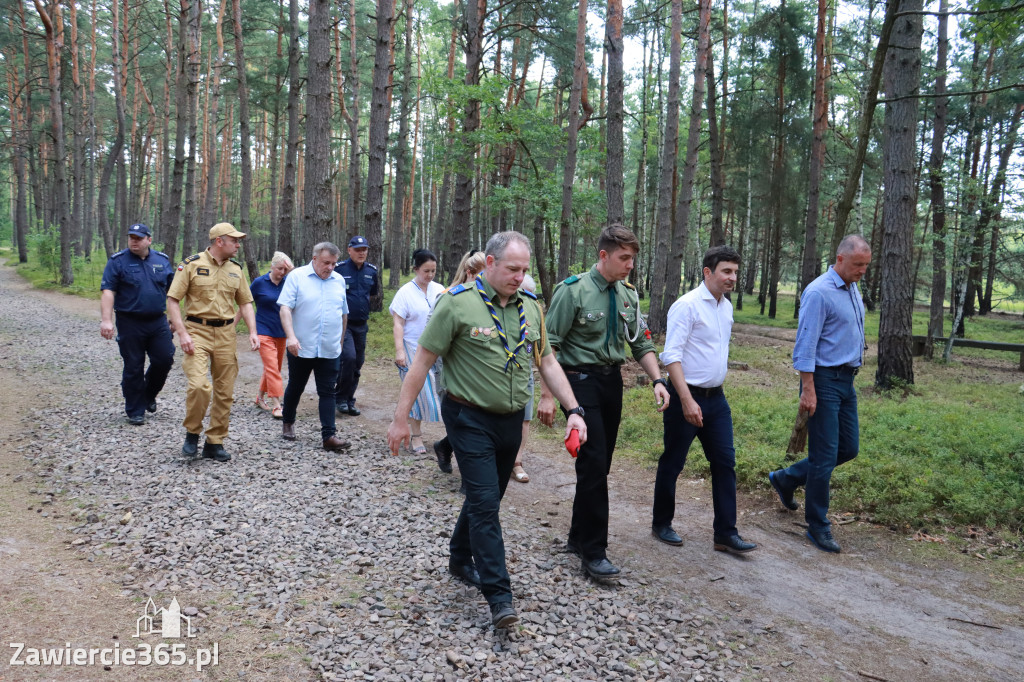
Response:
[659,281,732,388]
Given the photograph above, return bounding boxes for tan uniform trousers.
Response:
[182,322,238,443]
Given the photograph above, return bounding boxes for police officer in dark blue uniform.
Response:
[100,223,176,425]
[334,235,380,416]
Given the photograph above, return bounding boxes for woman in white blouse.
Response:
[389,249,446,454]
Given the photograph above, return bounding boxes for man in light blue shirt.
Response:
[278,242,350,451]
[769,234,871,553]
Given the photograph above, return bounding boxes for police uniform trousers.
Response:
[335,320,368,405]
[563,368,623,561]
[116,313,175,418]
[182,322,238,444]
[442,396,524,606]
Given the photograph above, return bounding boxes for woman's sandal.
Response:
[271,405,283,419]
[409,436,427,455]
[255,395,271,411]
[512,465,529,483]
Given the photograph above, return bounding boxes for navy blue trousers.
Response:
[443,396,523,606]
[115,314,174,418]
[652,383,738,539]
[335,322,367,405]
[282,355,340,440]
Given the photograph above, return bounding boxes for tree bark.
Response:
[33,0,72,285]
[705,47,724,247]
[876,0,923,390]
[450,0,485,271]
[388,0,415,288]
[232,0,259,280]
[201,0,228,246]
[364,0,395,310]
[304,0,333,249]
[605,0,624,225]
[277,0,301,258]
[797,0,830,319]
[557,0,589,281]
[180,0,201,259]
[925,0,948,357]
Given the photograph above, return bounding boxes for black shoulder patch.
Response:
[230,258,241,266]
[184,253,201,263]
[520,288,538,300]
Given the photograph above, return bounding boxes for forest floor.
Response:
[1,257,1022,681]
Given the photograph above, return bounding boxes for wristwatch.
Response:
[652,378,668,389]
[567,406,586,418]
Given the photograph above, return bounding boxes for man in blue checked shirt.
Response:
[768,234,871,554]
[278,242,351,451]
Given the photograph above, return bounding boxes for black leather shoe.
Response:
[201,442,231,462]
[489,601,519,629]
[448,561,481,588]
[127,415,145,426]
[344,403,361,416]
[182,433,200,457]
[335,401,349,415]
[582,557,621,578]
[714,534,758,555]
[282,422,296,441]
[806,528,841,553]
[652,525,683,546]
[433,439,453,474]
[323,435,350,451]
[146,400,158,413]
[769,470,799,511]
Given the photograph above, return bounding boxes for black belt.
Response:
[445,394,521,417]
[816,365,859,375]
[186,315,233,328]
[686,384,723,397]
[563,364,621,376]
[116,311,165,321]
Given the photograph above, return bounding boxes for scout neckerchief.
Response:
[475,276,526,371]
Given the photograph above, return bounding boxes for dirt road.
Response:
[1,259,1021,681]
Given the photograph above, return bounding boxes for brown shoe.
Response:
[282,422,296,441]
[323,435,350,451]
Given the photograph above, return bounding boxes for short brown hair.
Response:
[598,224,640,256]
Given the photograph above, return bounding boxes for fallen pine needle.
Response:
[947,616,1002,630]
[857,670,890,681]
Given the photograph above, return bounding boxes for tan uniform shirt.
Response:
[168,249,253,320]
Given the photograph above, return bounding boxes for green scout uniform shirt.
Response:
[167,249,254,321]
[417,276,550,415]
[545,264,656,367]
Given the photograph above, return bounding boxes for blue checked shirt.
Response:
[793,267,866,373]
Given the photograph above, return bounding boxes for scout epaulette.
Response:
[520,288,538,300]
[622,280,636,290]
[563,274,581,285]
[230,258,241,266]
[448,283,469,295]
[184,253,201,263]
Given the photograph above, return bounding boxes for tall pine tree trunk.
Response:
[277,0,301,257]
[557,0,589,280]
[925,0,948,357]
[232,0,258,279]
[201,0,228,244]
[388,0,415,288]
[876,0,923,390]
[450,0,485,266]
[647,0,682,336]
[604,0,624,225]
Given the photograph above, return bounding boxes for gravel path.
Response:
[0,268,767,681]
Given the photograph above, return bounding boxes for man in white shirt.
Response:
[651,246,757,555]
[278,242,351,451]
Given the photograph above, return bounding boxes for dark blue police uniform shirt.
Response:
[250,272,287,338]
[333,259,379,323]
[101,248,174,316]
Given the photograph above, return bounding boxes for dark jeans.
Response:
[563,370,623,562]
[115,314,175,417]
[652,384,738,538]
[282,354,340,440]
[443,396,524,606]
[774,366,859,532]
[335,321,367,404]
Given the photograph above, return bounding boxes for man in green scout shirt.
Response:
[539,224,671,579]
[387,231,587,630]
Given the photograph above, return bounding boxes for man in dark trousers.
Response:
[100,222,176,425]
[768,234,871,553]
[540,224,670,579]
[334,235,379,416]
[651,245,757,555]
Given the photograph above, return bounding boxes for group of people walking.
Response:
[101,219,871,631]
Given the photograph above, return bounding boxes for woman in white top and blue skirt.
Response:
[389,249,446,454]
